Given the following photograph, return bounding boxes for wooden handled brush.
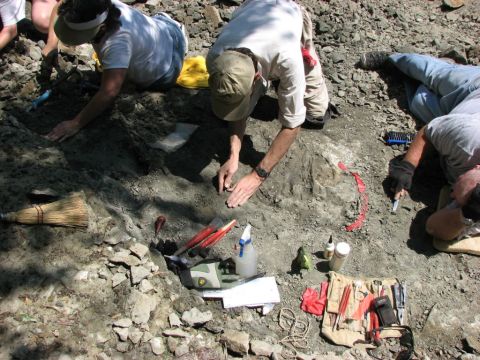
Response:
[0,192,88,228]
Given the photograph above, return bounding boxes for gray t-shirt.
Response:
[425,112,480,184]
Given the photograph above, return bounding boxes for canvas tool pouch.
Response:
[322,271,405,348]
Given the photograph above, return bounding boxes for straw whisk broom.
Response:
[0,192,88,227]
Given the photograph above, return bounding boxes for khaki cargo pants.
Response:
[300,7,330,119]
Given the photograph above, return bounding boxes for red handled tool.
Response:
[333,285,352,330]
[173,217,223,256]
[189,219,237,257]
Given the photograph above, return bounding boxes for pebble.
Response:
[116,342,129,353]
[73,270,89,281]
[139,279,154,293]
[129,243,149,259]
[128,327,143,344]
[169,313,183,327]
[220,329,250,355]
[130,265,150,285]
[113,327,129,342]
[250,339,274,357]
[129,291,157,324]
[109,251,141,267]
[113,318,132,328]
[175,342,190,357]
[150,337,165,355]
[163,328,191,338]
[111,273,127,288]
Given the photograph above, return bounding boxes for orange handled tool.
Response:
[173,217,223,256]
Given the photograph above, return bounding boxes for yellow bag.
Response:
[176,56,209,89]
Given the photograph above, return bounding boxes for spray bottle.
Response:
[234,224,257,277]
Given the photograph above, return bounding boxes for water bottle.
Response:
[234,224,257,277]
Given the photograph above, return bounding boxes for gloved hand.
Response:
[462,183,480,222]
[389,159,416,193]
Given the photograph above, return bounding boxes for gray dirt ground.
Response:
[0,0,479,359]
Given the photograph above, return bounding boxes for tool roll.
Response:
[322,272,406,348]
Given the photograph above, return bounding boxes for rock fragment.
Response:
[139,279,154,293]
[113,318,132,328]
[129,242,149,259]
[113,327,129,341]
[250,339,274,356]
[163,328,191,338]
[130,265,150,285]
[150,337,165,355]
[129,327,143,344]
[109,250,141,267]
[181,307,212,327]
[112,272,127,288]
[220,329,249,355]
[129,290,157,324]
[169,312,182,327]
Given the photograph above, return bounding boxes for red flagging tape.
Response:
[338,162,369,231]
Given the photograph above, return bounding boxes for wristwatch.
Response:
[254,166,270,180]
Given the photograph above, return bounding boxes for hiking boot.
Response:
[358,51,391,70]
[304,103,340,129]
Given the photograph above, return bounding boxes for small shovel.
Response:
[173,217,223,256]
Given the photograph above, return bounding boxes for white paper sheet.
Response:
[202,276,280,309]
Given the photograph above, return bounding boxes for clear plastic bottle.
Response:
[234,224,258,277]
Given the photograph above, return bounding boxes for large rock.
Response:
[220,329,249,355]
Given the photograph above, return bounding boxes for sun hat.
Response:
[54,8,109,46]
[208,50,256,121]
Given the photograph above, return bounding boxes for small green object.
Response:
[296,246,313,271]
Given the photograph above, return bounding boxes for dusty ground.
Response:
[0,0,480,359]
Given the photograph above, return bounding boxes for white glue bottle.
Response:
[234,224,257,277]
[324,235,335,260]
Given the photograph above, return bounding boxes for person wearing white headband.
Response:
[45,0,188,142]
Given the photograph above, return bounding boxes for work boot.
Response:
[304,103,340,129]
[358,51,391,70]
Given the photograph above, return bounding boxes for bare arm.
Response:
[426,207,465,241]
[404,126,429,167]
[0,25,18,51]
[41,1,61,59]
[257,126,300,173]
[225,125,300,208]
[46,68,127,142]
[218,119,246,192]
